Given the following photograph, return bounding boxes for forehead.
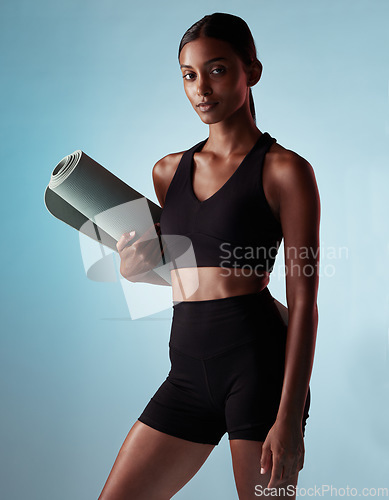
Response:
[179,37,238,67]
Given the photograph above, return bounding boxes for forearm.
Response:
[276,302,318,424]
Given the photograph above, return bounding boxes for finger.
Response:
[267,458,283,489]
[129,223,161,246]
[260,444,271,474]
[131,232,166,269]
[290,447,304,475]
[142,241,165,269]
[116,231,136,252]
[281,461,295,484]
[117,222,159,249]
[134,231,163,259]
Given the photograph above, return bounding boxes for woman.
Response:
[99,12,320,500]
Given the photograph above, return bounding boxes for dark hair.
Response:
[178,12,259,123]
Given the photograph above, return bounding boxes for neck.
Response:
[206,103,261,156]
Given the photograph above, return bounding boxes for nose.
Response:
[196,76,212,97]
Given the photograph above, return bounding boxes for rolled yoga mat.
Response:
[44,150,172,284]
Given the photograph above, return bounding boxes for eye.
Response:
[211,67,225,75]
[183,73,195,80]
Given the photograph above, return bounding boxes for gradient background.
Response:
[1,1,389,498]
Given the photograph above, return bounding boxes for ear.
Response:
[247,59,263,87]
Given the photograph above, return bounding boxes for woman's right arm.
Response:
[117,153,183,286]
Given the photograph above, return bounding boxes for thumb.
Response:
[116,230,136,252]
[260,443,272,474]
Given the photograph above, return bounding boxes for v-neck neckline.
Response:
[189,133,267,205]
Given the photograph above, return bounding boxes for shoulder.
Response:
[152,150,186,208]
[262,140,320,226]
[265,141,320,201]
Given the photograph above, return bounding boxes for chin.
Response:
[200,118,219,125]
[198,113,224,125]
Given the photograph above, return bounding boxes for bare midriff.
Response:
[171,267,270,302]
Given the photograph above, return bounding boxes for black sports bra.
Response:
[159,132,283,272]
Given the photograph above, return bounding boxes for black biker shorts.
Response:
[138,286,310,445]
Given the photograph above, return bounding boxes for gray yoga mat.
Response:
[44,150,172,284]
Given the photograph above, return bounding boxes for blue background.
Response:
[1,0,388,498]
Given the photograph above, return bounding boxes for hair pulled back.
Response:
[178,12,259,123]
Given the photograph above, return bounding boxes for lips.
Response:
[198,102,219,112]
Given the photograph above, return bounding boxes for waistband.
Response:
[172,286,273,311]
[169,286,280,358]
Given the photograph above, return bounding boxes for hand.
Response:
[116,223,164,282]
[260,418,305,488]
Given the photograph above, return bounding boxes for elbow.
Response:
[288,298,319,318]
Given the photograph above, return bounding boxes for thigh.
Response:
[229,440,299,500]
[139,346,227,445]
[98,420,215,500]
[221,334,286,440]
[222,315,310,441]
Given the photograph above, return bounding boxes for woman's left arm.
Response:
[261,152,321,489]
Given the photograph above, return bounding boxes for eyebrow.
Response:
[180,57,228,69]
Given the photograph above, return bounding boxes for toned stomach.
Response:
[171,267,270,302]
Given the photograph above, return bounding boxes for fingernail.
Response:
[260,467,265,474]
[129,230,135,237]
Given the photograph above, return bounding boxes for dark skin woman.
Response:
[100,13,320,500]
